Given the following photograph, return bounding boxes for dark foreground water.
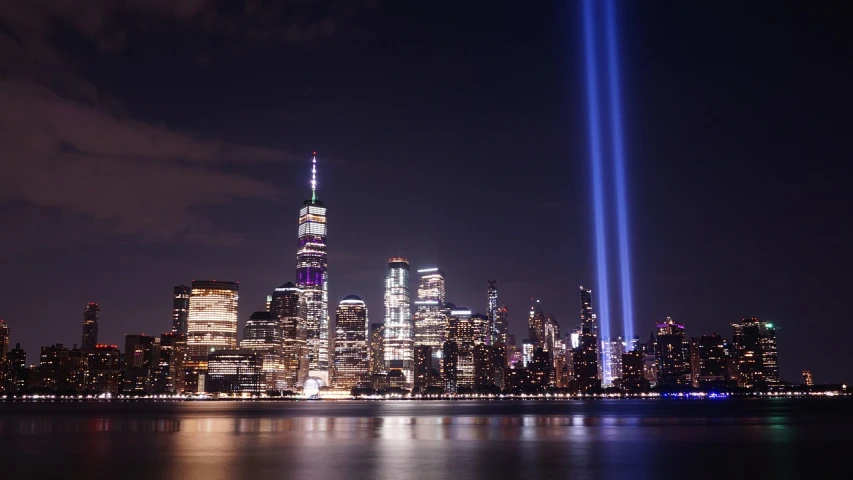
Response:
[0,398,849,479]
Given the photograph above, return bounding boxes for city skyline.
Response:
[0,1,850,385]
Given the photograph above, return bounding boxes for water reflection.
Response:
[0,399,848,480]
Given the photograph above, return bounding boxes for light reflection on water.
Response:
[0,399,847,480]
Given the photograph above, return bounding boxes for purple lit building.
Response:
[296,154,329,383]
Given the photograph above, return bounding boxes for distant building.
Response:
[655,317,691,387]
[695,334,729,385]
[732,317,779,388]
[6,343,28,393]
[528,300,545,348]
[384,258,413,386]
[572,286,600,393]
[801,370,814,386]
[240,311,284,391]
[413,345,433,392]
[272,282,308,388]
[413,268,447,367]
[187,280,239,366]
[155,333,185,393]
[206,350,262,394]
[172,285,191,335]
[369,323,385,375]
[0,320,9,391]
[333,295,369,390]
[87,344,121,394]
[122,334,157,394]
[620,350,648,392]
[81,302,100,352]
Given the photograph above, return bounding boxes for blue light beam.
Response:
[605,0,635,343]
[582,0,611,348]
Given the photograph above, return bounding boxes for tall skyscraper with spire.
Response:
[295,153,329,383]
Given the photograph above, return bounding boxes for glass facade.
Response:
[383,258,412,385]
[296,156,329,382]
[206,350,262,394]
[413,268,446,362]
[732,317,779,387]
[186,280,239,364]
[272,282,308,388]
[333,295,369,390]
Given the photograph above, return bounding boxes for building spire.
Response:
[311,152,317,203]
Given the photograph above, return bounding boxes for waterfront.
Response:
[0,398,848,479]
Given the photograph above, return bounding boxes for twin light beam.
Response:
[582,0,635,358]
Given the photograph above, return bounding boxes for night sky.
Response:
[1,1,850,383]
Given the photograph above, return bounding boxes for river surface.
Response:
[0,398,848,479]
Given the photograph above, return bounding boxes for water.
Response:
[0,398,847,479]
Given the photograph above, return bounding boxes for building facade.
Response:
[413,268,446,365]
[186,280,239,366]
[172,285,191,335]
[383,258,413,385]
[655,317,691,386]
[333,295,369,390]
[732,317,779,388]
[81,302,100,351]
[572,286,600,392]
[271,282,308,388]
[240,311,284,391]
[206,350,262,394]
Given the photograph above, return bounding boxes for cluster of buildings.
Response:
[0,157,811,398]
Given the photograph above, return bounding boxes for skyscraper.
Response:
[383,258,413,385]
[81,302,99,351]
[732,317,779,388]
[172,285,191,335]
[572,286,600,392]
[295,154,329,383]
[0,319,9,363]
[695,334,729,385]
[333,295,369,390]
[494,305,509,346]
[186,280,239,365]
[271,282,307,388]
[240,311,284,391]
[123,334,157,394]
[655,317,691,386]
[413,268,447,362]
[487,280,501,345]
[528,300,545,347]
[369,323,385,375]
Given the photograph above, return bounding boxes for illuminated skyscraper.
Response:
[156,333,186,393]
[444,307,477,390]
[295,154,329,383]
[272,282,308,388]
[333,295,369,390]
[528,300,545,347]
[413,268,447,361]
[572,286,600,392]
[186,280,239,365]
[0,319,9,363]
[383,258,413,384]
[801,370,814,386]
[487,280,500,345]
[81,302,99,351]
[369,323,385,375]
[695,334,729,385]
[494,305,509,346]
[172,285,191,335]
[240,311,284,391]
[732,317,779,388]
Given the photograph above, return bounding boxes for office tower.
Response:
[529,348,551,389]
[543,314,560,354]
[413,345,433,392]
[413,268,447,363]
[602,336,625,387]
[528,300,545,347]
[81,302,100,351]
[369,323,385,375]
[471,313,490,346]
[442,341,458,393]
[123,334,158,394]
[206,350,262,394]
[473,344,504,392]
[172,285,191,335]
[487,280,501,345]
[572,286,600,392]
[801,370,814,386]
[494,305,509,346]
[695,334,728,385]
[29,344,85,393]
[156,333,186,393]
[0,320,8,387]
[642,333,658,387]
[620,350,648,392]
[655,317,691,386]
[333,295,369,390]
[295,155,329,382]
[6,343,27,393]
[732,317,779,387]
[271,282,308,388]
[240,311,284,391]
[86,344,121,394]
[383,258,413,385]
[522,340,534,368]
[186,280,239,365]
